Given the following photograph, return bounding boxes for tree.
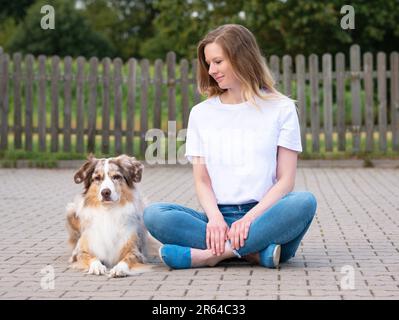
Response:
[7,0,115,58]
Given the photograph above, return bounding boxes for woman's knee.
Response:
[288,191,317,219]
[143,202,171,230]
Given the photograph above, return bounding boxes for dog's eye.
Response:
[93,176,101,181]
[112,175,122,180]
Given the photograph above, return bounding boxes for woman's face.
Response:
[204,42,241,90]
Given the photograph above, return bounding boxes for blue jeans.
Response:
[144,191,317,263]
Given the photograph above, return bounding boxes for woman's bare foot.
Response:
[191,243,235,267]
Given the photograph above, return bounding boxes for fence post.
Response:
[126,58,137,156]
[114,58,123,155]
[390,52,399,152]
[377,52,387,152]
[63,56,72,153]
[282,55,292,97]
[50,56,60,152]
[87,57,98,153]
[76,57,85,154]
[38,55,47,152]
[350,45,361,153]
[167,52,176,163]
[295,54,306,153]
[363,52,374,152]
[101,57,111,155]
[0,53,9,151]
[181,59,190,129]
[140,59,149,158]
[13,52,22,149]
[269,55,280,91]
[309,54,320,152]
[335,52,346,151]
[322,53,333,152]
[25,54,34,151]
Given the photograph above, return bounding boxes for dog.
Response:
[66,154,159,277]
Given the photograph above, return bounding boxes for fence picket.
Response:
[76,57,85,153]
[101,57,111,154]
[390,52,399,151]
[50,56,60,152]
[114,58,123,155]
[13,53,22,149]
[38,55,46,152]
[377,52,387,152]
[126,58,137,156]
[295,55,306,152]
[335,53,346,151]
[63,56,72,152]
[25,55,34,151]
[309,54,320,152]
[350,45,361,152]
[0,54,9,150]
[363,52,374,152]
[140,59,149,157]
[322,54,333,151]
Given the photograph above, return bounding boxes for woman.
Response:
[144,24,317,269]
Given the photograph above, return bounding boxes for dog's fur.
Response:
[66,154,159,277]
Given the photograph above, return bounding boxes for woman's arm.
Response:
[192,156,221,220]
[247,146,298,219]
[192,156,229,255]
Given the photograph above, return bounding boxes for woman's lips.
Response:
[215,76,224,82]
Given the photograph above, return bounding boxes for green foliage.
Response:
[6,0,115,58]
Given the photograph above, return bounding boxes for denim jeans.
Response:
[144,191,317,263]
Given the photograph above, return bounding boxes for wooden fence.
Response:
[0,44,398,158]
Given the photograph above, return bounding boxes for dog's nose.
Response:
[101,188,111,199]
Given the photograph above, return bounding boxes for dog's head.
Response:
[74,154,144,206]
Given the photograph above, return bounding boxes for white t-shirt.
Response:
[185,94,302,205]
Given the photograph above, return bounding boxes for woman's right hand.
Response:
[206,216,229,256]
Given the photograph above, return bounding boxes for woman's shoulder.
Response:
[190,96,218,114]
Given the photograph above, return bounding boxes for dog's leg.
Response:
[71,237,107,276]
[110,235,151,277]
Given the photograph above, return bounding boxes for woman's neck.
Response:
[220,88,244,104]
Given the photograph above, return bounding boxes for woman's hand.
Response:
[228,214,256,250]
[206,217,229,256]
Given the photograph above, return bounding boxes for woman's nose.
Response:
[208,63,217,75]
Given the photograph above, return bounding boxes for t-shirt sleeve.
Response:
[277,101,303,153]
[185,109,205,163]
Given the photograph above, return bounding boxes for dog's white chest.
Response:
[80,205,140,267]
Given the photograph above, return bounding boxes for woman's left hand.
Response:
[228,213,256,250]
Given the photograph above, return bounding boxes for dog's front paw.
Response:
[109,261,129,278]
[88,259,107,275]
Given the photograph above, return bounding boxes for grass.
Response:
[0,130,398,168]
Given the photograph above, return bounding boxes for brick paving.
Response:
[0,166,398,300]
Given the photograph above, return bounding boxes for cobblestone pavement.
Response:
[0,166,398,300]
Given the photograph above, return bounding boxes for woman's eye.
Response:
[215,61,222,64]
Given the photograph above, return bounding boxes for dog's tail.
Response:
[66,202,81,250]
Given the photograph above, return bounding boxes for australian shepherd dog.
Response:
[66,154,158,277]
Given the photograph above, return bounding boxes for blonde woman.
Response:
[144,24,317,269]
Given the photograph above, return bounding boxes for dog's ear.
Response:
[113,154,144,185]
[74,153,98,185]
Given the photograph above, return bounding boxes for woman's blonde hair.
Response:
[197,24,286,107]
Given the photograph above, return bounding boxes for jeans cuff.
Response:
[227,240,242,258]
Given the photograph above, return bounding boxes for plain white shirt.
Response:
[185,94,302,205]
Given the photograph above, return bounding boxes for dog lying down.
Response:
[66,154,161,277]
